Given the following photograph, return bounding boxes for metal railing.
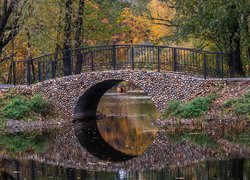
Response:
[0,44,233,85]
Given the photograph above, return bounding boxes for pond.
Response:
[0,85,249,179]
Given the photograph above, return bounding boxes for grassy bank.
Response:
[222,91,250,119]
[161,91,250,147]
[163,90,250,120]
[0,90,55,132]
[162,94,217,119]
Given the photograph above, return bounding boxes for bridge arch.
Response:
[30,70,223,121]
[74,79,123,120]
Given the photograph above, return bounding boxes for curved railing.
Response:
[1,44,232,85]
[0,57,12,84]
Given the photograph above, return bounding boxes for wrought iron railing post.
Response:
[38,61,42,82]
[157,46,161,72]
[70,50,73,75]
[215,53,220,77]
[51,60,55,79]
[12,60,16,85]
[26,60,31,85]
[203,53,207,79]
[131,46,135,70]
[91,51,94,71]
[221,55,224,79]
[173,48,177,71]
[232,51,236,77]
[112,44,116,70]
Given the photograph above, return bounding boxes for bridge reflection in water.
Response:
[75,86,158,161]
[1,85,249,179]
[1,158,248,179]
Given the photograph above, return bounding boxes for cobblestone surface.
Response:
[13,70,225,120]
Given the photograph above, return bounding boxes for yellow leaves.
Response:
[120,8,150,44]
[120,1,174,44]
[148,0,175,21]
[86,0,99,10]
[4,32,41,61]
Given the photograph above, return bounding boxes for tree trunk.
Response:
[26,30,36,83]
[74,0,85,74]
[227,4,245,77]
[62,0,73,76]
[0,0,24,55]
[228,38,245,77]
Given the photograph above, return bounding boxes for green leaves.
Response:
[0,94,51,120]
[222,91,250,118]
[1,96,30,119]
[163,94,217,119]
[29,94,50,115]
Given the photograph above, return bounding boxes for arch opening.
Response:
[74,80,123,121]
[74,79,158,161]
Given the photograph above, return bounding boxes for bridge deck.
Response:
[0,84,14,89]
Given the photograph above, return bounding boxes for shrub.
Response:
[1,96,30,119]
[222,91,250,117]
[222,99,238,108]
[29,94,50,115]
[0,94,51,120]
[163,100,182,118]
[163,94,217,119]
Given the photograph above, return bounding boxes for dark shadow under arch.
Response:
[74,122,135,161]
[74,80,123,121]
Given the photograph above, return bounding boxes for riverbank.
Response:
[0,128,249,172]
[157,81,250,156]
[1,80,249,158]
[0,87,65,133]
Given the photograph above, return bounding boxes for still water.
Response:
[0,90,249,179]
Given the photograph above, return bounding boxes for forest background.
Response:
[0,0,249,76]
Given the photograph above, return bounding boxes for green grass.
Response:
[163,94,217,119]
[1,96,31,119]
[222,91,250,118]
[0,92,51,120]
[29,94,50,115]
[167,132,218,147]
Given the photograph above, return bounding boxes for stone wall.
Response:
[25,70,225,120]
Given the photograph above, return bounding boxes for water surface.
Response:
[0,91,249,179]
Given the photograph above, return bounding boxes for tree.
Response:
[157,0,249,76]
[62,0,73,76]
[74,0,85,74]
[0,0,27,57]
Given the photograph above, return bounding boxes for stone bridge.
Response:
[28,70,224,121]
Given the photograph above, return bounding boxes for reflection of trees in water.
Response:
[97,117,157,155]
[0,130,54,153]
[0,125,249,179]
[0,160,15,180]
[0,156,248,179]
[98,95,157,118]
